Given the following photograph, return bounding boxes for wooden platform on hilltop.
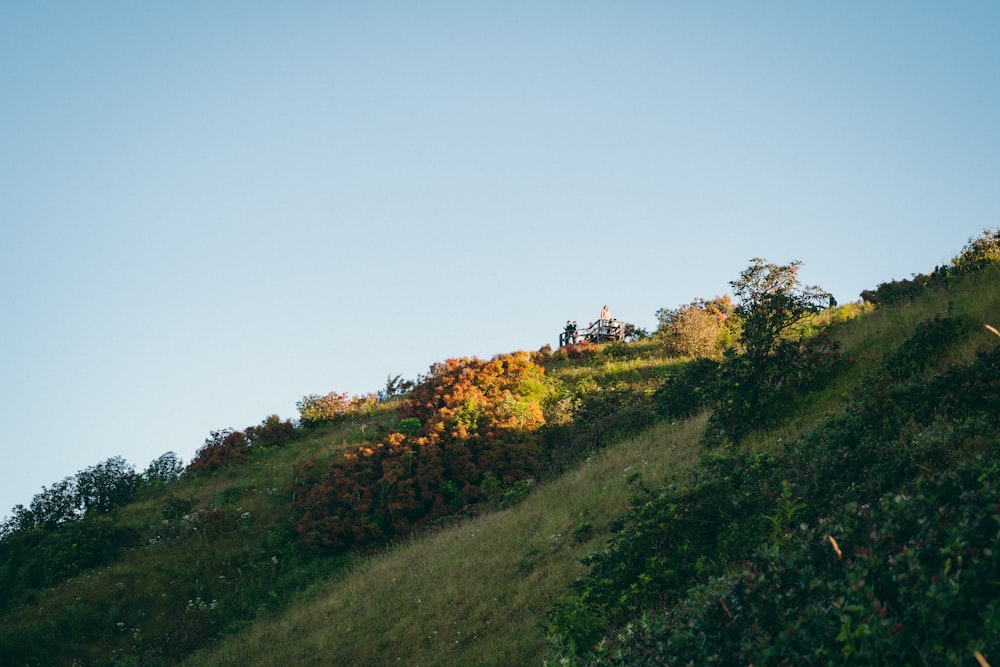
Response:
[559,319,626,346]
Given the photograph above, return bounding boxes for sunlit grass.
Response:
[187,415,707,667]
[543,340,676,391]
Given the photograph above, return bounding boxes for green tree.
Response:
[143,451,184,484]
[709,258,834,443]
[75,456,139,515]
[730,258,829,365]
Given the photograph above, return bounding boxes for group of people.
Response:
[561,305,614,346]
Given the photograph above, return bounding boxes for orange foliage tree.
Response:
[292,352,555,552]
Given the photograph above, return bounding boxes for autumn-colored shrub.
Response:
[296,391,378,425]
[548,340,599,361]
[186,429,250,474]
[292,352,556,552]
[245,415,297,449]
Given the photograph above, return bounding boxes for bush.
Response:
[245,415,297,449]
[542,384,658,476]
[144,451,184,485]
[593,460,1000,666]
[297,391,377,426]
[292,352,556,552]
[547,452,788,660]
[186,429,250,474]
[549,333,1000,665]
[656,295,735,359]
[953,227,1000,273]
[75,456,139,516]
[653,357,719,419]
[0,516,138,614]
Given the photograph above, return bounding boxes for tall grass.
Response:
[187,415,706,667]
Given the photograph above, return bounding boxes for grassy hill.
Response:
[3,232,1000,666]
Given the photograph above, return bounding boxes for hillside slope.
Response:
[2,235,1000,666]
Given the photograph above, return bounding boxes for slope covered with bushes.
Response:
[1,230,999,666]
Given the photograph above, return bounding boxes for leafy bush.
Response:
[2,456,143,536]
[548,322,1000,665]
[186,428,250,474]
[653,357,719,419]
[296,391,377,425]
[245,414,297,449]
[75,456,139,516]
[542,384,658,476]
[859,268,948,306]
[656,295,735,359]
[292,352,556,552]
[953,227,1000,273]
[0,516,138,614]
[877,314,975,382]
[547,452,788,659]
[591,460,1000,666]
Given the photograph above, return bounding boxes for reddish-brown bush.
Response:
[293,352,554,552]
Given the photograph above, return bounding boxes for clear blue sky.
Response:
[2,2,998,517]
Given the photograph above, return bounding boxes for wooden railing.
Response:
[559,319,626,346]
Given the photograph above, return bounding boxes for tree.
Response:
[144,451,184,485]
[75,456,139,515]
[25,477,79,529]
[708,259,836,443]
[729,259,829,365]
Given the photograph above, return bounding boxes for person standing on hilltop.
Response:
[600,305,610,322]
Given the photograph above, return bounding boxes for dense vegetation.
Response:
[2,229,999,666]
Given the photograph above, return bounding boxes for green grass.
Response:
[186,416,706,667]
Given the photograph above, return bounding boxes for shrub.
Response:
[953,227,1000,273]
[656,295,735,359]
[593,460,1000,666]
[186,429,250,474]
[653,357,719,419]
[547,452,787,660]
[75,456,139,516]
[0,516,138,614]
[542,384,658,475]
[293,352,556,552]
[859,264,957,306]
[551,336,1000,664]
[245,415,297,449]
[297,391,378,426]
